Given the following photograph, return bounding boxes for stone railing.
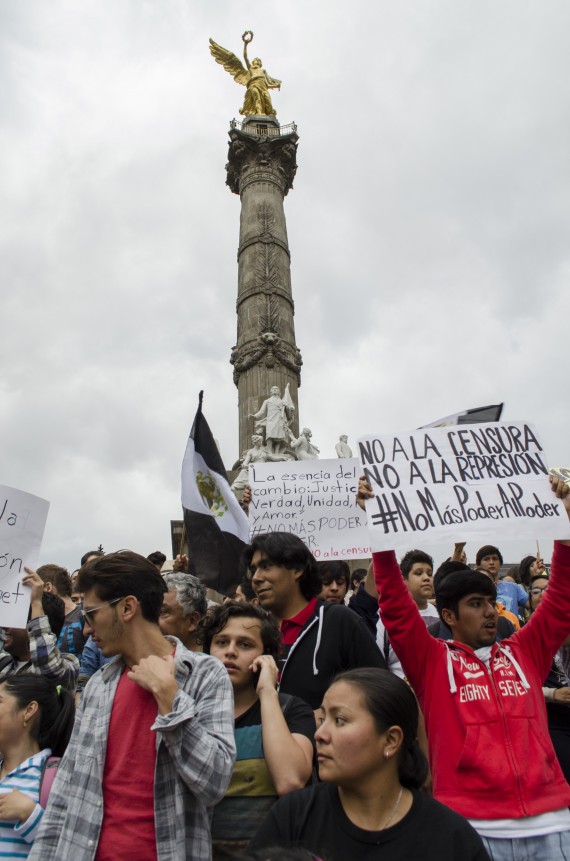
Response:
[230,119,297,138]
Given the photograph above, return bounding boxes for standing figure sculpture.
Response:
[209,31,281,117]
[249,385,295,456]
[335,435,353,459]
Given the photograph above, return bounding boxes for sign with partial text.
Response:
[0,484,50,627]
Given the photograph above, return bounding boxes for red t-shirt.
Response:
[95,667,158,861]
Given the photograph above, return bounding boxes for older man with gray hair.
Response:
[159,572,208,652]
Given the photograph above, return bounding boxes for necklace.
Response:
[380,786,403,830]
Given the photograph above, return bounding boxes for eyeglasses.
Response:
[529,586,548,596]
[83,597,124,625]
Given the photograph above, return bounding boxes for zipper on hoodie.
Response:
[278,614,320,689]
[486,663,528,817]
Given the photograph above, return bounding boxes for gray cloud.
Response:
[1,1,568,569]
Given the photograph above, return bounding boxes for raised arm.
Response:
[515,477,570,675]
[24,568,80,690]
[253,655,313,795]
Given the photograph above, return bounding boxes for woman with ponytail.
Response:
[0,675,74,857]
[250,669,489,860]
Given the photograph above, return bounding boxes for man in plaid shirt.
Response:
[29,551,235,861]
[0,568,79,689]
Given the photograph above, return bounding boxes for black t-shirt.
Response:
[249,782,490,861]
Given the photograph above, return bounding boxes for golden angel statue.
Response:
[209,31,281,117]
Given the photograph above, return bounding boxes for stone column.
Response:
[227,117,302,459]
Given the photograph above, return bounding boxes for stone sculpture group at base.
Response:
[231,387,355,491]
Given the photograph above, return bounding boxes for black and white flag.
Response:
[181,392,250,595]
[421,403,504,428]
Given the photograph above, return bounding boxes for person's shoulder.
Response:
[175,645,230,682]
[420,604,440,621]
[64,605,83,623]
[322,601,360,624]
[176,644,217,668]
[272,781,330,813]
[498,580,517,594]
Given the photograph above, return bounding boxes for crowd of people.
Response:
[0,476,568,860]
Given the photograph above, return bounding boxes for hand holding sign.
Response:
[0,485,49,628]
[22,568,45,621]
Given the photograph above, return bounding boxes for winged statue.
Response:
[209,31,281,117]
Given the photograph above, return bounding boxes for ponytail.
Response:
[2,676,75,758]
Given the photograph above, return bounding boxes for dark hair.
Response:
[37,564,73,599]
[435,570,496,617]
[242,533,321,601]
[475,545,503,567]
[350,568,367,590]
[528,574,549,612]
[237,576,256,602]
[317,561,350,588]
[519,556,536,587]
[147,551,167,569]
[399,550,433,579]
[1,675,75,757]
[27,593,66,639]
[76,551,167,623]
[80,549,104,567]
[199,601,281,660]
[332,668,428,789]
[433,560,471,594]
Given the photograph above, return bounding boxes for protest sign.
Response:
[248,458,370,560]
[357,422,570,552]
[0,484,50,627]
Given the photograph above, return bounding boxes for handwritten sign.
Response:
[358,422,570,552]
[0,485,50,627]
[248,458,371,560]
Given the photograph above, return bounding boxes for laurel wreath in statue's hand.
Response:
[242,31,253,44]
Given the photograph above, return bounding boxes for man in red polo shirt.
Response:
[244,533,386,709]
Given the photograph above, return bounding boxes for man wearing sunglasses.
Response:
[29,550,235,861]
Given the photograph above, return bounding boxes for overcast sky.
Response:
[2,1,568,571]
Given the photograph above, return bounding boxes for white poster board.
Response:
[357,422,570,552]
[248,458,371,560]
[0,485,50,627]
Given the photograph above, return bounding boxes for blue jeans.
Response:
[482,831,570,861]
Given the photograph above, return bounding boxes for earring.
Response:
[23,719,28,727]
[384,751,390,759]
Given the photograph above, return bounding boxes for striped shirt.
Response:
[0,750,50,858]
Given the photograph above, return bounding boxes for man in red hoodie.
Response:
[359,476,570,861]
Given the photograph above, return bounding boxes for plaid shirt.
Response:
[28,639,236,861]
[0,615,80,690]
